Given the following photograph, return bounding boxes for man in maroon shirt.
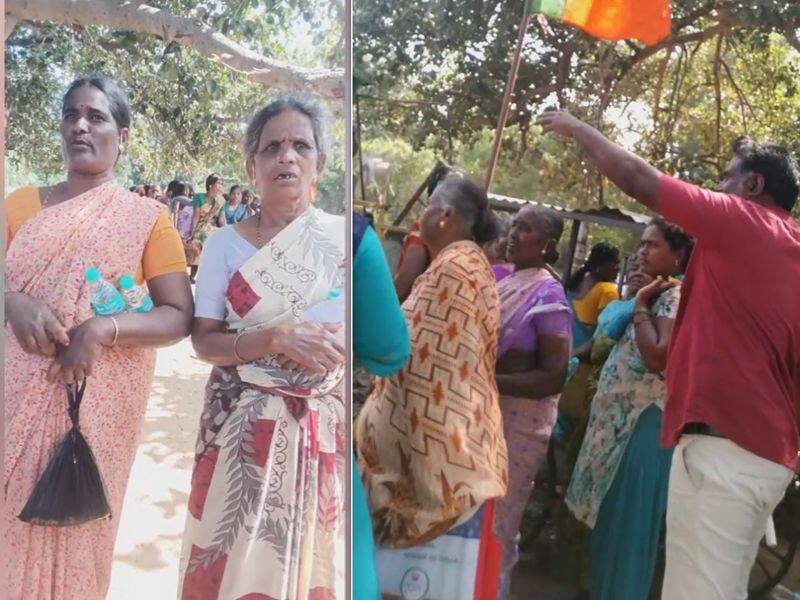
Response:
[539,110,800,599]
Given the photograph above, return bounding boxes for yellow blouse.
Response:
[6,187,187,284]
[571,281,620,327]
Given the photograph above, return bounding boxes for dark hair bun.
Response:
[544,248,560,264]
[427,165,453,198]
[474,207,500,245]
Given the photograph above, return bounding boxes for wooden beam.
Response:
[391,161,444,227]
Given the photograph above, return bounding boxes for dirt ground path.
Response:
[108,338,207,599]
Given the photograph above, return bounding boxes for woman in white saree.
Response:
[178,98,345,600]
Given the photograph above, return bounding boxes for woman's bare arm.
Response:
[496,334,571,399]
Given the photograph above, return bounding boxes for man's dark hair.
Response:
[732,137,799,211]
[173,181,189,197]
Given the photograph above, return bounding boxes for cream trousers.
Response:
[662,434,794,600]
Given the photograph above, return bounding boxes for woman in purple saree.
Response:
[491,206,572,597]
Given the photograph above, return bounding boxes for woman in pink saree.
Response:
[3,77,193,599]
[179,98,345,599]
[491,206,572,598]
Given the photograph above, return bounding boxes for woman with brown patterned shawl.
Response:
[356,175,508,598]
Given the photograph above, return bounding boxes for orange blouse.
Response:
[5,187,187,284]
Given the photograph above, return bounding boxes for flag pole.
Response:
[484,4,532,192]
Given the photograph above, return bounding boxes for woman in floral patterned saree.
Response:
[4,77,193,599]
[356,175,507,599]
[186,173,226,283]
[566,218,693,600]
[179,98,345,599]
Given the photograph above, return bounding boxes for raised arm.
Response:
[394,243,429,304]
[538,111,663,212]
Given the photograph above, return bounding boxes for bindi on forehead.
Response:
[71,104,109,114]
[65,92,111,115]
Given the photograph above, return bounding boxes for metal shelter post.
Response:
[562,218,581,282]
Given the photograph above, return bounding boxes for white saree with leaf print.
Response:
[179,206,345,600]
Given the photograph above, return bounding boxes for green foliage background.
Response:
[355,0,800,248]
[5,0,346,213]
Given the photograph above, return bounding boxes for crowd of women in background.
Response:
[354,163,700,600]
[129,179,260,218]
[128,176,262,283]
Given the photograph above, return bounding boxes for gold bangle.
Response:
[109,316,120,347]
[233,331,247,363]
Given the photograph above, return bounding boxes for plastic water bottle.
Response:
[303,288,344,324]
[85,268,126,316]
[118,275,154,313]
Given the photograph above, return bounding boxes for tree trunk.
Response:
[5,0,343,99]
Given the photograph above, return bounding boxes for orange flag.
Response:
[528,0,671,46]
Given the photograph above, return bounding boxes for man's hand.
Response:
[537,109,662,212]
[537,110,584,139]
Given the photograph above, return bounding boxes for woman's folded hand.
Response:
[5,292,70,357]
[46,317,114,384]
[273,322,344,375]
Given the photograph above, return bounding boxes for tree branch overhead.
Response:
[5,0,344,99]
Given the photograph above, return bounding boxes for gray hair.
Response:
[243,96,328,173]
[436,175,499,245]
[523,205,564,264]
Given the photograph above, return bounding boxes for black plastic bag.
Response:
[18,379,112,526]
